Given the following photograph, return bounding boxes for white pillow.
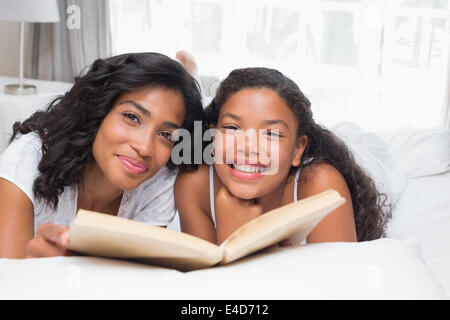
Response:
[330,122,406,206]
[0,238,446,299]
[387,171,450,298]
[383,127,450,179]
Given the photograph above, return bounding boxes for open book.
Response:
[67,189,345,271]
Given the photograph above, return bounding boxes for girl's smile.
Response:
[228,163,266,180]
[213,87,307,200]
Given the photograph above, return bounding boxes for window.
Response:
[110,0,450,131]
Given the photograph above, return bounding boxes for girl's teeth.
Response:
[233,164,263,173]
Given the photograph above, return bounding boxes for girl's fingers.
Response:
[278,239,293,247]
[218,185,257,206]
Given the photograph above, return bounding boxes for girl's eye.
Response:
[264,129,282,138]
[123,112,140,123]
[222,125,239,131]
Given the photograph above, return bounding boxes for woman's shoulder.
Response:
[4,132,42,153]
[0,132,44,210]
[0,132,43,169]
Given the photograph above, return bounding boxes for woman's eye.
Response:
[123,112,140,123]
[159,131,173,141]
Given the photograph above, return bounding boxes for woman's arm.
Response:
[175,166,217,244]
[299,163,357,243]
[0,178,34,258]
[0,178,71,258]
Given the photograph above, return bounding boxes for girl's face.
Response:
[213,88,307,200]
[92,87,185,191]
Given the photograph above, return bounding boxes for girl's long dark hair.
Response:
[205,67,392,241]
[10,52,204,209]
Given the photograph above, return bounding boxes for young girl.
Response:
[175,67,391,245]
[0,52,204,258]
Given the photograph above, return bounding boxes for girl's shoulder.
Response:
[175,163,210,185]
[174,164,211,211]
[297,162,350,200]
[296,162,357,243]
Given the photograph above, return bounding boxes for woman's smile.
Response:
[117,155,149,175]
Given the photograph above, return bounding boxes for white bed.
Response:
[0,123,449,300]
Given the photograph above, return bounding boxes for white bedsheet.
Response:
[0,238,446,299]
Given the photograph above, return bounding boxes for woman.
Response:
[0,52,203,258]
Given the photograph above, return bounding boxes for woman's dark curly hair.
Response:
[9,52,204,210]
[205,67,392,241]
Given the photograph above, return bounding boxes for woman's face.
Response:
[92,87,185,191]
[213,88,307,200]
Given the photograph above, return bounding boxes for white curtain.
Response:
[30,0,111,83]
[444,90,450,128]
[110,0,450,132]
[444,49,450,128]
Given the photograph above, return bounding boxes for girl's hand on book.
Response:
[215,185,262,244]
[26,223,72,258]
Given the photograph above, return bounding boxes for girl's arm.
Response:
[214,186,263,244]
[0,178,34,258]
[175,166,217,244]
[300,163,358,243]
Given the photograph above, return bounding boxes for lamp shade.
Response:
[0,0,60,22]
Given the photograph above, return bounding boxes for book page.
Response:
[220,189,345,264]
[67,210,223,271]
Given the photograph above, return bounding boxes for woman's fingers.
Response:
[38,223,70,248]
[26,236,66,258]
[26,223,70,258]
